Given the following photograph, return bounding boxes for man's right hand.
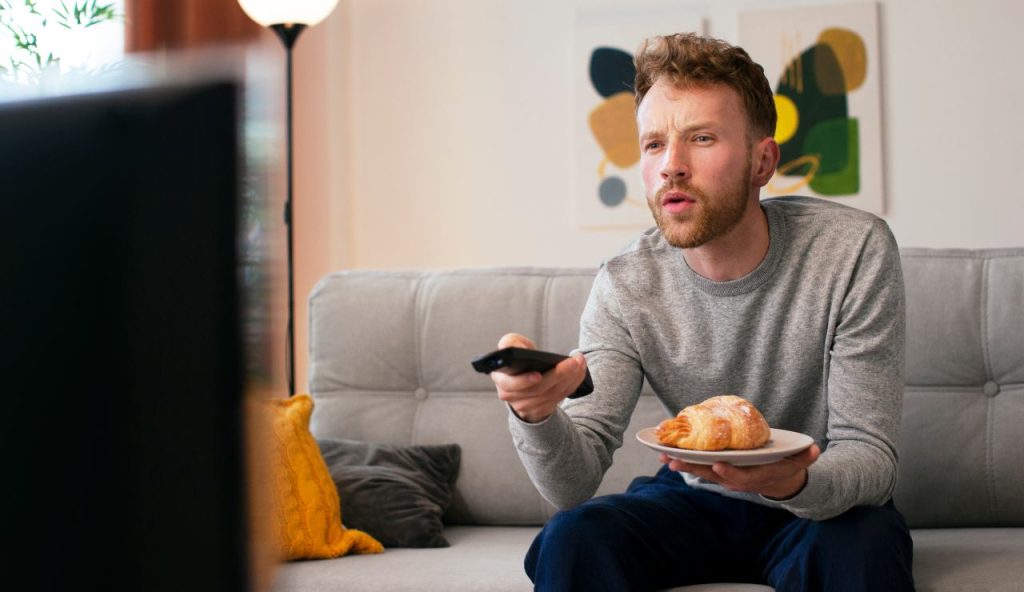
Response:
[490,333,589,424]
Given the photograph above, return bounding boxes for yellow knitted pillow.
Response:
[264,394,383,560]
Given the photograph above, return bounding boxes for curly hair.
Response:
[634,33,776,138]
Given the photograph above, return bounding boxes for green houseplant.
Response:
[1,0,120,84]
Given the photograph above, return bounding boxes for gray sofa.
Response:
[272,248,1024,592]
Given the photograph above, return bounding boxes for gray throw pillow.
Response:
[316,438,461,548]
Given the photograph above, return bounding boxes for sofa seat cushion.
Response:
[270,525,1024,592]
[271,526,537,592]
[912,528,1024,592]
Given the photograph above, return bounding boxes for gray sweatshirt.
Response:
[508,197,906,521]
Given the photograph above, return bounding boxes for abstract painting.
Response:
[739,2,884,214]
[573,9,705,229]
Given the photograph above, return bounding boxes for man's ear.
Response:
[751,137,780,187]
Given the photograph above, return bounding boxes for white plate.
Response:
[636,427,814,466]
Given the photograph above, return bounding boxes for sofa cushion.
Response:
[910,528,1024,591]
[308,269,670,525]
[896,249,1024,527]
[317,438,461,548]
[271,526,538,592]
[261,395,383,559]
[307,269,646,527]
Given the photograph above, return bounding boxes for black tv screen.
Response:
[0,81,248,591]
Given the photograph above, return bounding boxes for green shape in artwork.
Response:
[804,117,849,176]
[807,118,859,196]
[776,44,848,176]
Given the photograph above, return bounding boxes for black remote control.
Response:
[471,347,593,399]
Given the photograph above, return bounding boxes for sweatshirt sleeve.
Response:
[771,220,906,520]
[506,265,645,509]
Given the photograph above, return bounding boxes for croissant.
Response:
[656,395,770,451]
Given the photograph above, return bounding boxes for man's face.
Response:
[637,79,756,249]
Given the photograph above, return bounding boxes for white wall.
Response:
[299,0,1024,272]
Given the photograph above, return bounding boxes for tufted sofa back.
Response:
[895,249,1024,527]
[307,249,1024,528]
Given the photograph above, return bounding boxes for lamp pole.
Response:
[271,23,307,397]
[238,0,339,397]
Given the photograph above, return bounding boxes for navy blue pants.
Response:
[525,467,914,592]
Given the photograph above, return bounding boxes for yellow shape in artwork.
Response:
[589,91,640,169]
[817,27,867,93]
[768,154,821,194]
[774,94,799,145]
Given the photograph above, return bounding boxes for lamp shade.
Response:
[238,0,340,27]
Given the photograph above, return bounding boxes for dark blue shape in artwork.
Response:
[590,47,636,98]
[599,176,627,207]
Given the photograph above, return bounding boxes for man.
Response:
[491,33,914,591]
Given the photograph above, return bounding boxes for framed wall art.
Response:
[573,8,706,229]
[739,2,885,214]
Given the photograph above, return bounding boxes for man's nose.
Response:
[660,143,689,181]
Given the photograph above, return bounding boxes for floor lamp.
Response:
[238,0,340,396]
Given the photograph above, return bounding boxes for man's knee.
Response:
[815,502,912,553]
[535,497,630,552]
[525,496,649,589]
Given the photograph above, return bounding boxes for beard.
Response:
[647,157,753,249]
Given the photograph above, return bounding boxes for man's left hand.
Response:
[659,443,821,500]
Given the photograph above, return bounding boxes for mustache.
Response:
[655,180,704,201]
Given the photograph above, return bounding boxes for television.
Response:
[0,81,249,591]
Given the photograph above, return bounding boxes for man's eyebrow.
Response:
[640,121,719,140]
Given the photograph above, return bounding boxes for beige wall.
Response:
[286,0,1024,391]
[291,5,353,394]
